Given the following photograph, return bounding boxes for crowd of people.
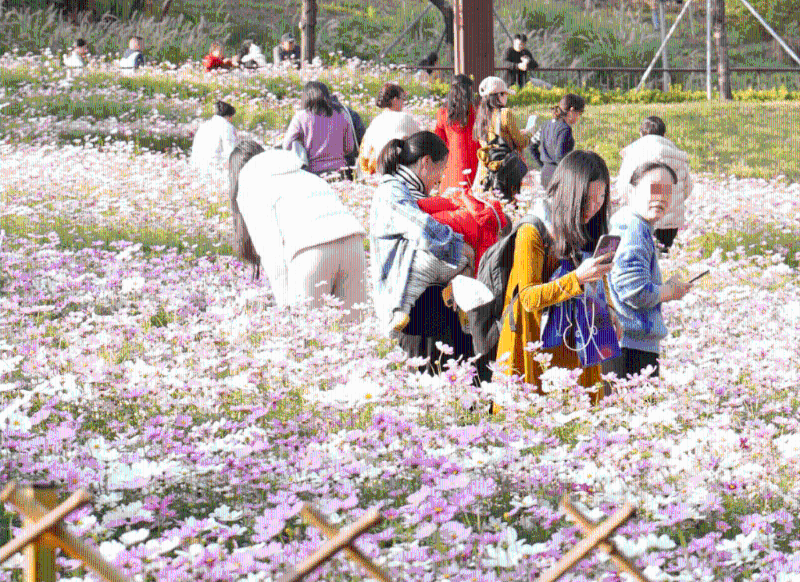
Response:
[61,29,697,398]
[191,63,695,400]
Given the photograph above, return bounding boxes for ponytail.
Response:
[376,131,449,176]
[552,93,585,120]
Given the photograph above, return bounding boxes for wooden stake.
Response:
[1,482,132,582]
[279,508,383,582]
[560,498,652,582]
[0,489,90,565]
[300,505,390,582]
[537,500,636,582]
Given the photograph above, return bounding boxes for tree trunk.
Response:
[428,0,454,49]
[300,0,317,65]
[713,0,733,99]
[160,0,173,19]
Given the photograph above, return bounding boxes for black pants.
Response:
[609,348,660,379]
[654,228,678,252]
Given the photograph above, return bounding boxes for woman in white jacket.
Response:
[357,83,422,177]
[617,116,694,252]
[230,141,367,322]
[190,100,238,171]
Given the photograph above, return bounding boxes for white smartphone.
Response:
[593,234,621,264]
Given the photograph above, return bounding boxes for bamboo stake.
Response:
[0,489,91,565]
[279,508,382,582]
[537,502,635,582]
[560,497,652,582]
[1,483,132,582]
[300,504,390,582]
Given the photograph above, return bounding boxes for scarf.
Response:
[394,164,426,202]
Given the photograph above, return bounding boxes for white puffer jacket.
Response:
[617,135,694,229]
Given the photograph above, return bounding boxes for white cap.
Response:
[478,76,515,98]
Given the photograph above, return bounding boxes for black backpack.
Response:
[466,215,551,358]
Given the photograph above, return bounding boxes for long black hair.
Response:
[547,150,611,263]
[377,131,449,176]
[228,139,265,277]
[474,93,506,141]
[447,74,474,127]
[301,81,335,117]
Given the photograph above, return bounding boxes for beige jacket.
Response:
[617,134,694,229]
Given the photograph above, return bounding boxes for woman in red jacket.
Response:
[202,42,234,72]
[434,75,480,196]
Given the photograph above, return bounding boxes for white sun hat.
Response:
[478,76,515,98]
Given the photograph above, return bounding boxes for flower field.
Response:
[2,58,800,582]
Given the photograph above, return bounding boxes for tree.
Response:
[428,0,454,52]
[300,0,317,64]
[713,0,733,99]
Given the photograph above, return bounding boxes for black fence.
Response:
[393,65,800,92]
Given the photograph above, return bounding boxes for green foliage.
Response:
[690,222,800,269]
[0,5,230,62]
[726,0,800,48]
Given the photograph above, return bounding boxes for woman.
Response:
[434,74,480,196]
[414,52,439,84]
[538,93,585,189]
[283,81,356,177]
[495,150,615,397]
[232,141,367,321]
[369,131,475,368]
[358,83,422,176]
[473,76,531,202]
[190,100,237,172]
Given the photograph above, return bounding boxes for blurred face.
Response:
[389,92,406,112]
[582,179,607,223]
[212,46,223,57]
[497,91,509,106]
[282,40,294,51]
[416,154,449,195]
[77,45,88,56]
[632,168,674,223]
[564,109,583,125]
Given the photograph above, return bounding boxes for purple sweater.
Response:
[283,108,355,175]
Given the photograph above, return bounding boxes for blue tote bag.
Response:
[540,254,620,368]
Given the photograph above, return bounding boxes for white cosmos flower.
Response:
[211,504,244,522]
[119,528,150,545]
[484,527,534,569]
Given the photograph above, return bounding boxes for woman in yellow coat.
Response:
[495,151,616,398]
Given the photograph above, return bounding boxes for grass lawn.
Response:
[517,100,800,180]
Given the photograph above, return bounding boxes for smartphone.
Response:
[593,234,621,264]
[689,270,710,284]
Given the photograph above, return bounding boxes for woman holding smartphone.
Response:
[494,150,617,399]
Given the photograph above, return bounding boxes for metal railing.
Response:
[390,64,800,92]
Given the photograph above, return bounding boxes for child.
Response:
[607,161,692,379]
[119,36,145,70]
[202,42,234,72]
[63,38,88,68]
[389,189,510,332]
[617,115,694,253]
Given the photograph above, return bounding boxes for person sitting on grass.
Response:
[63,38,89,68]
[190,100,238,172]
[202,42,235,72]
[118,36,145,70]
[273,33,301,69]
[607,161,693,379]
[237,39,267,69]
[616,115,694,253]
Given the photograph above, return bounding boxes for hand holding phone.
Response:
[593,234,621,264]
[689,270,710,284]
